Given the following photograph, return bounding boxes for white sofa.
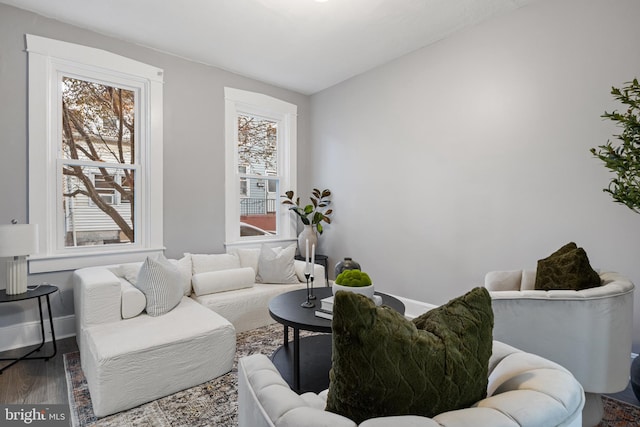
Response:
[485,270,635,427]
[73,251,325,417]
[238,340,585,427]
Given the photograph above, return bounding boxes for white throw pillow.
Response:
[120,278,146,319]
[135,255,184,317]
[117,262,143,285]
[169,254,193,296]
[191,267,255,296]
[191,253,241,274]
[256,244,299,284]
[484,270,522,292]
[228,247,261,275]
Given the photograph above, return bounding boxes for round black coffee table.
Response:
[268,287,404,392]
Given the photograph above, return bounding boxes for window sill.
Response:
[28,247,165,273]
[225,237,296,251]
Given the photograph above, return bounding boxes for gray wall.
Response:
[0,3,311,335]
[311,0,640,352]
[3,0,640,355]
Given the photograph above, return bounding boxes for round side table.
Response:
[0,285,58,374]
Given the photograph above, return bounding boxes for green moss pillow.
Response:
[325,287,493,424]
[535,242,601,291]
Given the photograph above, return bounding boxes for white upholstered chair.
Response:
[485,270,634,427]
[238,340,585,427]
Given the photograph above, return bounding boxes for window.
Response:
[224,88,297,245]
[27,35,164,272]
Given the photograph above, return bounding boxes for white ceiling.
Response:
[1,0,536,94]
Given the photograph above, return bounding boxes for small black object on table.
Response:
[268,287,404,393]
[0,285,58,374]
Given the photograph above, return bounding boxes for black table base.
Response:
[271,334,332,393]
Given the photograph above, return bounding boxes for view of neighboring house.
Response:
[238,113,278,235]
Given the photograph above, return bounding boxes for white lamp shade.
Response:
[0,224,39,257]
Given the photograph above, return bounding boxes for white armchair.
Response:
[485,270,634,427]
[238,340,585,427]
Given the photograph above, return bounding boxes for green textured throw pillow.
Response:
[535,242,601,291]
[325,287,494,424]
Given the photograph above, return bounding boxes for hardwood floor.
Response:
[1,337,639,412]
[0,337,78,405]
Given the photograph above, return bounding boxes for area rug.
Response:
[65,324,640,426]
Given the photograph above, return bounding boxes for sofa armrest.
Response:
[73,267,123,335]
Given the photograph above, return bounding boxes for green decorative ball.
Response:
[335,270,372,287]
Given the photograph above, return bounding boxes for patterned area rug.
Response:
[65,324,640,426]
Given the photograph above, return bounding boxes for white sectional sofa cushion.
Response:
[230,247,261,272]
[191,252,241,273]
[256,244,299,284]
[192,267,256,296]
[83,297,235,417]
[119,279,146,319]
[192,282,307,333]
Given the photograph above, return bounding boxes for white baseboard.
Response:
[0,315,76,353]
[386,293,438,320]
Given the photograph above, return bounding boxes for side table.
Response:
[0,284,58,374]
[294,253,329,286]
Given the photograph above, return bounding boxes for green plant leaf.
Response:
[591,79,640,214]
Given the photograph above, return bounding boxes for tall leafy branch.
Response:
[591,78,640,214]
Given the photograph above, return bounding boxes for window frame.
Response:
[224,87,297,247]
[27,34,164,273]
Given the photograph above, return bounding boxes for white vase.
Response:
[297,224,318,258]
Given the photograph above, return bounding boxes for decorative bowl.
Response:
[332,283,375,299]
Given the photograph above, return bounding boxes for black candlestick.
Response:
[301,273,314,308]
[309,275,316,300]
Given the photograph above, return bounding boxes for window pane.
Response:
[237,114,277,175]
[239,177,277,236]
[61,77,135,164]
[62,165,135,247]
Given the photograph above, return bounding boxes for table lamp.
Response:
[0,222,39,295]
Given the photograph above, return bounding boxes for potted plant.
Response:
[591,79,640,401]
[591,78,640,213]
[333,269,375,299]
[281,188,333,257]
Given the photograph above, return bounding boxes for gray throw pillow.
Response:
[256,244,299,284]
[135,255,184,316]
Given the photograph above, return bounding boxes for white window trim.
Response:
[224,87,297,248]
[27,34,164,273]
